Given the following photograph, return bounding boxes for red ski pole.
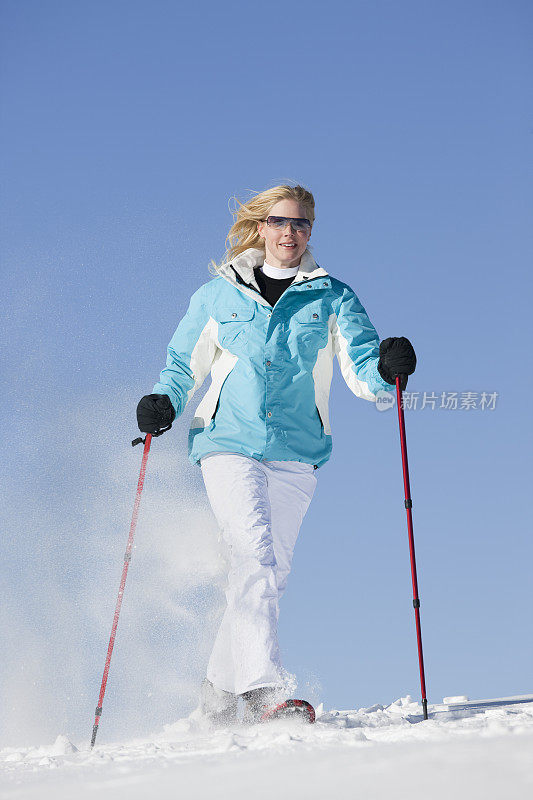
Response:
[90,433,152,747]
[395,376,428,720]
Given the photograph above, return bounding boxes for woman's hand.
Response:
[136,393,176,434]
[377,337,417,391]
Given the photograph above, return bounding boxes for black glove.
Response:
[136,393,176,434]
[377,337,417,391]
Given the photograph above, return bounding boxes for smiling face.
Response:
[257,198,312,268]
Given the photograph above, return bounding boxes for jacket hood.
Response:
[215,247,329,288]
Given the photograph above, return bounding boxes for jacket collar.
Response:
[216,247,329,291]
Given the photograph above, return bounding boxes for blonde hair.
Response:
[209,184,315,273]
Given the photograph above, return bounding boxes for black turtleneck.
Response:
[253,266,296,308]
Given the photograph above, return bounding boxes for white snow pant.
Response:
[200,454,317,696]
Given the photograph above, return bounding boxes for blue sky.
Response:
[1,0,532,745]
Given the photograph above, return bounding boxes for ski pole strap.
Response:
[132,423,172,447]
[151,423,172,437]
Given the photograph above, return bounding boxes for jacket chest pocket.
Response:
[292,304,329,354]
[216,307,255,349]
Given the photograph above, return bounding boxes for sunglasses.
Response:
[263,215,312,233]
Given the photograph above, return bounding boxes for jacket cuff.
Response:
[367,359,395,395]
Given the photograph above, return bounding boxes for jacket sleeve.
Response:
[152,284,219,418]
[331,284,394,402]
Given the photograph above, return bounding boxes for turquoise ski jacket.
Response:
[153,248,394,469]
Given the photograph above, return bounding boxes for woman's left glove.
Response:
[377,337,417,391]
[137,393,176,434]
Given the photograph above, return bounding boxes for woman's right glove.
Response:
[136,393,176,434]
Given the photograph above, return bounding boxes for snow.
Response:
[2,697,533,799]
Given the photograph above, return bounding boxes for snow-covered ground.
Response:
[2,697,533,799]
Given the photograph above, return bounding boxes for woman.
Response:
[137,184,416,725]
